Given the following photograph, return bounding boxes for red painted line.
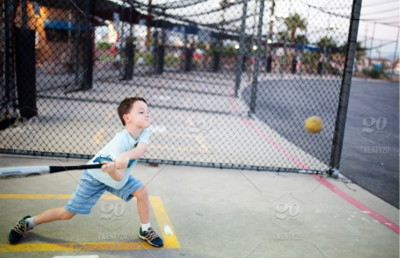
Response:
[313,175,399,235]
[228,89,399,235]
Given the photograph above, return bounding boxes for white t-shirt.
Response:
[87,128,150,189]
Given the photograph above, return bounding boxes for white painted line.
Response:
[164,225,174,235]
[53,256,99,258]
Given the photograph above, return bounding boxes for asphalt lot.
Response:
[340,79,399,208]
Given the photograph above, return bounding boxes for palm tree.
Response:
[317,36,337,49]
[295,35,309,45]
[277,31,287,42]
[284,13,307,41]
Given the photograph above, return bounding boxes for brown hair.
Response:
[117,97,147,126]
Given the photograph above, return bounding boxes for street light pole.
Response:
[368,22,376,74]
[249,0,266,117]
[390,27,399,81]
[145,0,152,52]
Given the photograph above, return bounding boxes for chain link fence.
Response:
[1,0,358,173]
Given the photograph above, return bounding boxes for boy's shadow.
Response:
[19,232,153,250]
[21,232,80,244]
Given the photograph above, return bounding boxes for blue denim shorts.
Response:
[65,170,144,214]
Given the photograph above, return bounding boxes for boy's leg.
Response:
[108,176,163,247]
[9,171,105,244]
[133,186,163,247]
[8,208,75,244]
[133,186,150,225]
[34,207,76,224]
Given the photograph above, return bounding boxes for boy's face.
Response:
[124,101,150,128]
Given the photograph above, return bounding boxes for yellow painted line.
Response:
[150,196,180,249]
[0,196,180,252]
[0,242,162,252]
[0,194,122,200]
[91,128,105,144]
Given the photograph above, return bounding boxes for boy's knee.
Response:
[134,186,148,199]
[61,210,76,220]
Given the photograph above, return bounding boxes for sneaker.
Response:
[8,215,32,244]
[139,227,163,247]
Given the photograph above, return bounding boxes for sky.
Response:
[106,0,399,60]
[357,0,399,60]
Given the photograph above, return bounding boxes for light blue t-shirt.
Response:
[87,128,150,189]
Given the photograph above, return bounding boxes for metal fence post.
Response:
[234,0,248,97]
[82,0,94,91]
[249,0,265,116]
[4,0,11,104]
[74,8,81,89]
[329,0,362,177]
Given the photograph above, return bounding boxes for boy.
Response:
[8,97,163,247]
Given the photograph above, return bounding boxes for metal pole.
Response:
[22,0,27,29]
[4,0,11,103]
[300,6,311,77]
[390,27,399,81]
[74,8,80,88]
[368,22,376,73]
[145,0,152,52]
[266,0,275,73]
[234,0,248,97]
[281,32,287,74]
[249,0,265,116]
[82,0,94,90]
[329,0,362,178]
[321,15,331,76]
[281,0,291,75]
[68,10,72,63]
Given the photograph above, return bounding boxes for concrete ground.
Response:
[0,154,398,258]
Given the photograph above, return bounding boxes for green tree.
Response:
[277,31,287,42]
[284,13,307,41]
[317,36,337,49]
[222,45,238,58]
[295,35,309,45]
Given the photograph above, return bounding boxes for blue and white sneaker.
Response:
[139,227,163,247]
[8,215,32,244]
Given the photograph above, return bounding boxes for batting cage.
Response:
[0,0,361,175]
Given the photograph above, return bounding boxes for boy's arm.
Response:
[101,161,124,181]
[114,142,148,170]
